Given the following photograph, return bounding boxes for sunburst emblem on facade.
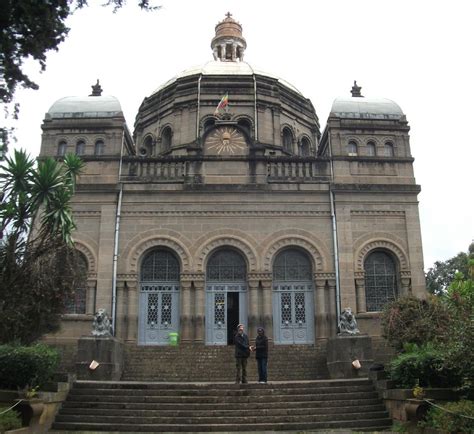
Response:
[206,127,247,155]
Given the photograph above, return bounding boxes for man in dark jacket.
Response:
[254,327,268,383]
[234,323,251,384]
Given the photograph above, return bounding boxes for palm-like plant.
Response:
[0,150,84,246]
[0,150,85,344]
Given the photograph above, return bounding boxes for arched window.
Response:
[299,137,311,157]
[367,141,376,156]
[57,141,67,156]
[273,248,314,344]
[385,142,395,157]
[94,140,104,156]
[207,249,246,282]
[237,118,252,137]
[347,141,358,156]
[161,127,172,152]
[204,119,215,132]
[273,249,312,281]
[141,249,180,282]
[75,140,85,156]
[141,135,153,157]
[64,251,88,314]
[282,128,293,153]
[364,251,398,312]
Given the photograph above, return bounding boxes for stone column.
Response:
[180,276,192,342]
[220,44,226,60]
[194,278,206,343]
[260,275,273,340]
[231,44,237,61]
[125,279,139,343]
[401,276,411,295]
[315,279,327,338]
[86,280,97,315]
[115,279,127,340]
[247,277,259,339]
[355,276,367,313]
[327,279,337,336]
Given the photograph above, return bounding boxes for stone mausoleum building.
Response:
[40,14,425,375]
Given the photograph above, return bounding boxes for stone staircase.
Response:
[122,342,330,381]
[52,379,392,432]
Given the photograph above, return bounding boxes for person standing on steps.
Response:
[234,323,251,384]
[254,327,268,383]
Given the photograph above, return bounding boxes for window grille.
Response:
[273,249,312,281]
[207,249,246,281]
[364,251,398,311]
[64,252,88,314]
[141,250,180,281]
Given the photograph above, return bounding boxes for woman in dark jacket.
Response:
[254,327,268,383]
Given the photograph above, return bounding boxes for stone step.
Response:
[122,343,329,381]
[65,390,380,404]
[59,403,387,417]
[68,384,376,396]
[53,380,391,432]
[62,396,383,411]
[55,410,390,425]
[72,378,373,389]
[52,418,393,432]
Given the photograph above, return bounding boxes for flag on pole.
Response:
[214,93,229,115]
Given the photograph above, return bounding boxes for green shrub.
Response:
[420,400,474,433]
[382,295,450,351]
[0,344,60,390]
[390,343,459,388]
[0,407,22,431]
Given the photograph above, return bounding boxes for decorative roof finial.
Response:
[211,13,247,62]
[90,79,103,97]
[351,80,363,98]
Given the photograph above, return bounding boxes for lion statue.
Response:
[338,307,360,335]
[92,308,112,337]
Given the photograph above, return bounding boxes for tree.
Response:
[0,0,159,105]
[0,1,160,157]
[0,150,85,344]
[440,260,474,392]
[425,242,474,295]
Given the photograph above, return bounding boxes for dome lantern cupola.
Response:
[211,12,247,62]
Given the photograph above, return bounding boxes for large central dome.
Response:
[152,61,302,96]
[134,13,319,159]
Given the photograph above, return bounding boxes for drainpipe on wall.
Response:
[196,74,202,138]
[111,128,125,336]
[328,132,342,327]
[253,74,258,140]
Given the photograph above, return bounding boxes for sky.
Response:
[7,0,474,270]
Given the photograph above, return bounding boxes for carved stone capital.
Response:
[180,272,205,283]
[314,279,326,289]
[314,272,336,280]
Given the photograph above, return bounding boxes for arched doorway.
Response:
[205,249,247,345]
[138,249,180,345]
[272,248,315,344]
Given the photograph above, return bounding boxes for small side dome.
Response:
[47,95,123,119]
[330,82,404,120]
[330,97,404,120]
[46,82,123,119]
